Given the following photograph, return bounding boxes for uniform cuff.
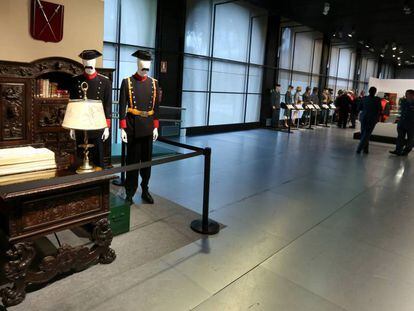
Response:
[119,119,127,129]
[153,119,159,129]
[106,119,111,128]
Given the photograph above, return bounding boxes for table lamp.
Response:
[62,82,107,174]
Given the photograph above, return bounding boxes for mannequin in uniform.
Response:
[270,83,281,128]
[284,85,294,127]
[119,50,160,204]
[69,49,112,168]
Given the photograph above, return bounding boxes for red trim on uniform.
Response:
[134,72,148,82]
[106,119,111,128]
[84,70,98,80]
[153,119,159,128]
[119,119,127,129]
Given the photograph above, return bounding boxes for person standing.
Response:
[270,83,281,128]
[356,87,382,154]
[302,87,311,125]
[335,90,352,128]
[348,91,357,128]
[310,87,320,124]
[293,86,302,125]
[390,89,414,156]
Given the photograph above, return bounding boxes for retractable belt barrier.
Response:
[0,137,220,235]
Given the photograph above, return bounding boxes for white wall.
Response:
[0,0,104,66]
[369,77,414,99]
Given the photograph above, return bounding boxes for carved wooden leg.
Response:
[0,242,35,307]
[92,218,116,264]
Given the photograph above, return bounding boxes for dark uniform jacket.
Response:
[398,99,414,129]
[310,93,319,106]
[270,89,281,109]
[285,91,293,105]
[359,95,382,124]
[335,94,352,113]
[69,72,112,138]
[119,74,160,138]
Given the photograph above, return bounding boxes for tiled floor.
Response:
[10,125,414,311]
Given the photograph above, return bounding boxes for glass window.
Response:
[211,61,247,93]
[245,94,261,122]
[120,0,157,47]
[213,3,250,61]
[182,0,268,127]
[181,92,208,127]
[182,57,210,91]
[104,0,118,43]
[248,65,264,94]
[250,15,268,65]
[293,32,315,72]
[209,93,245,125]
[184,0,212,56]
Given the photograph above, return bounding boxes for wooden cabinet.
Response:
[0,57,114,168]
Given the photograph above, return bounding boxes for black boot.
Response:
[389,150,402,156]
[141,189,154,204]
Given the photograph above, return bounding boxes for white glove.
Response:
[121,128,128,143]
[153,128,159,141]
[69,129,76,140]
[102,128,110,142]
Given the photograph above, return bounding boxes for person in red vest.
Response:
[380,95,391,122]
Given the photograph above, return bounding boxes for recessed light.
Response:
[380,54,385,58]
[393,54,396,58]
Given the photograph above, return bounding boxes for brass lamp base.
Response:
[76,163,102,174]
[75,130,103,174]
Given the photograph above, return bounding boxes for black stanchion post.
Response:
[112,141,126,186]
[191,147,220,235]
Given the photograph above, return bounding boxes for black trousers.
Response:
[76,132,104,168]
[338,111,349,128]
[350,111,357,128]
[396,125,414,154]
[357,121,377,152]
[125,135,153,196]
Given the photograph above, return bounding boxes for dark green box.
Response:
[109,194,130,236]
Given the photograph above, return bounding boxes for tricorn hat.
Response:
[132,49,152,61]
[79,50,102,60]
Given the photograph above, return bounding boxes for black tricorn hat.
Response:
[78,50,102,60]
[132,49,152,60]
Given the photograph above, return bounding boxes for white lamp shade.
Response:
[62,99,107,130]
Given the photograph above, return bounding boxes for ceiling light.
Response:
[348,33,353,38]
[397,56,401,60]
[392,43,397,50]
[399,50,404,54]
[398,63,402,66]
[323,2,330,15]
[393,54,396,58]
[380,54,385,58]
[365,44,370,48]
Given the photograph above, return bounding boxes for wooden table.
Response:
[0,170,116,307]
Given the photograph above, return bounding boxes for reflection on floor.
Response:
[10,126,414,311]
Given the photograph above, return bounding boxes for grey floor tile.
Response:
[193,266,346,311]
[262,226,414,311]
[160,219,288,294]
